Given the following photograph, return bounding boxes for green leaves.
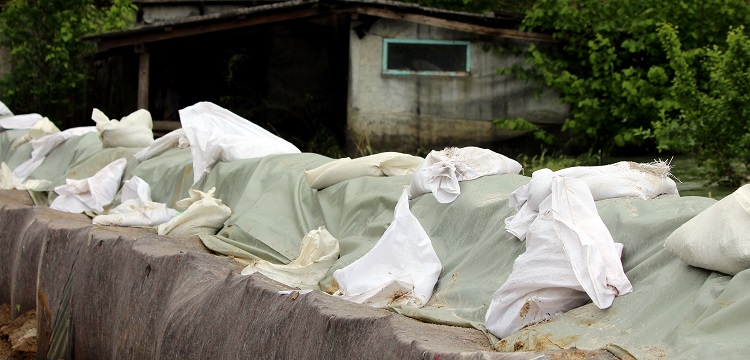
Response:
[501,0,750,155]
[657,25,750,186]
[0,0,136,127]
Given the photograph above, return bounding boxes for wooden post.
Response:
[137,48,150,110]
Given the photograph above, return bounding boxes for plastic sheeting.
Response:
[332,189,442,308]
[304,152,423,189]
[0,113,42,130]
[179,102,300,183]
[12,127,97,184]
[2,117,749,358]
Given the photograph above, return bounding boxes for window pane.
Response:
[385,41,469,74]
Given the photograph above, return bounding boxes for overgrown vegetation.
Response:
[497,0,750,185]
[652,25,750,186]
[0,0,136,128]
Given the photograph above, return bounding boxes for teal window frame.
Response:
[382,39,471,76]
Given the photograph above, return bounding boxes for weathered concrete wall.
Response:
[348,18,568,153]
[0,190,614,359]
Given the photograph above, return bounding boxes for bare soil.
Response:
[0,304,36,360]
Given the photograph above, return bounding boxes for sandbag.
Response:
[12,126,97,184]
[304,152,424,189]
[92,108,155,148]
[134,128,189,162]
[179,102,300,183]
[241,226,340,290]
[407,147,522,203]
[157,187,232,237]
[506,161,678,241]
[10,117,60,149]
[332,189,442,308]
[0,113,42,130]
[92,176,178,227]
[486,176,632,339]
[664,184,750,275]
[49,158,127,214]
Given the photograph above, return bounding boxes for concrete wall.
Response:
[0,190,614,359]
[347,18,568,153]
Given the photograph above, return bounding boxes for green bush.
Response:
[0,0,136,127]
[503,0,750,154]
[654,25,750,186]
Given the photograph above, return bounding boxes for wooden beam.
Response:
[356,7,555,43]
[138,51,150,110]
[96,7,324,51]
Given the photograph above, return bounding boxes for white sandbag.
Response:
[664,184,750,275]
[50,158,127,214]
[241,226,340,290]
[10,117,60,149]
[506,161,678,241]
[179,102,300,183]
[0,113,42,129]
[304,152,424,189]
[157,187,232,237]
[486,177,632,339]
[407,147,522,203]
[556,160,678,200]
[134,128,189,162]
[333,189,442,308]
[92,108,155,148]
[0,100,13,118]
[12,126,97,184]
[92,176,178,227]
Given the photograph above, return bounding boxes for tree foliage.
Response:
[0,0,136,127]
[504,0,750,154]
[655,25,750,186]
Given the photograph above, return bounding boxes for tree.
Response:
[655,25,750,186]
[501,0,750,154]
[0,0,136,128]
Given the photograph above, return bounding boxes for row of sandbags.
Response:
[1,100,748,345]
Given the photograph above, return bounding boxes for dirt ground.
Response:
[0,304,36,360]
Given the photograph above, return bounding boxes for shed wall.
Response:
[347,18,568,153]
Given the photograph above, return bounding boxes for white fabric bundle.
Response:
[92,108,154,148]
[665,184,750,275]
[486,176,633,339]
[92,176,178,227]
[407,147,522,203]
[241,226,340,290]
[157,187,232,237]
[333,189,442,308]
[50,158,127,214]
[304,152,424,189]
[0,113,42,129]
[134,128,190,162]
[12,126,97,184]
[179,102,300,184]
[506,161,678,241]
[11,117,60,149]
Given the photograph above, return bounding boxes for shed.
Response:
[87,0,566,155]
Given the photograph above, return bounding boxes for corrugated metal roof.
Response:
[86,0,550,51]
